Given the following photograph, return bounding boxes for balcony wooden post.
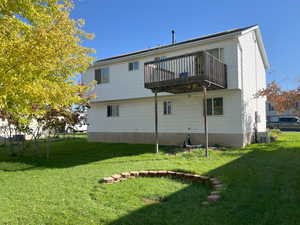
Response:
[202,86,209,158]
[154,91,159,153]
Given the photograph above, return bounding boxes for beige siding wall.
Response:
[88,89,243,136]
[83,38,239,103]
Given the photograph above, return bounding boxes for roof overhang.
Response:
[89,25,270,70]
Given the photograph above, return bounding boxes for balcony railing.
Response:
[144,51,227,93]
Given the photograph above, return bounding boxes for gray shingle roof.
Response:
[95,25,257,63]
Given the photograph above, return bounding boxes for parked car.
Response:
[267,117,300,131]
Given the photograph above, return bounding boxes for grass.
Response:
[0,133,300,225]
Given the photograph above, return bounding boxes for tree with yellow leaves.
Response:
[0,0,95,125]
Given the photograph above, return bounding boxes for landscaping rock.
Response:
[207,194,220,202]
[210,178,222,185]
[130,171,139,176]
[112,174,122,181]
[102,177,114,183]
[139,171,149,176]
[121,172,131,178]
[148,171,158,176]
[167,171,176,176]
[213,184,224,190]
[157,170,168,176]
[190,175,205,182]
[201,176,210,180]
[175,172,185,177]
[184,173,195,179]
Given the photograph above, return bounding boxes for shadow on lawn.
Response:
[0,139,172,171]
[107,140,300,225]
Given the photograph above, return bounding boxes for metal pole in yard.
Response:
[202,86,209,158]
[154,91,159,153]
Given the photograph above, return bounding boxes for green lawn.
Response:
[1,133,300,225]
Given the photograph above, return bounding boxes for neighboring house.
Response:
[0,118,39,141]
[82,25,269,147]
[266,101,300,122]
[0,118,7,141]
[0,111,88,141]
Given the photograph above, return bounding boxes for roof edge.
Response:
[241,25,270,69]
[91,25,257,68]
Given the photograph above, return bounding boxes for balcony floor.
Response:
[144,76,225,94]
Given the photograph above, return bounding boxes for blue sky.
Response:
[72,0,300,90]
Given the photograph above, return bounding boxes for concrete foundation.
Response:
[88,132,245,148]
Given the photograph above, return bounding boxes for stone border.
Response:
[100,170,224,205]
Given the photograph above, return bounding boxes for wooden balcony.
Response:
[144,51,227,94]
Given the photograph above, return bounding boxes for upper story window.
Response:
[95,67,109,84]
[206,97,223,116]
[206,48,224,62]
[163,101,172,115]
[128,61,139,71]
[107,105,119,117]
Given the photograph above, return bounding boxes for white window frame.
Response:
[206,48,224,62]
[163,101,172,115]
[107,105,119,117]
[128,61,139,71]
[95,67,109,84]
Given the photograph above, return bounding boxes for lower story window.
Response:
[107,105,119,117]
[206,97,223,116]
[163,101,172,115]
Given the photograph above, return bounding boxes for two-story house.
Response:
[83,25,269,147]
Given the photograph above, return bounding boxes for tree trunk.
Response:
[46,135,51,160]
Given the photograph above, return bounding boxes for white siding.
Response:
[83,38,240,102]
[88,89,243,134]
[239,31,267,137]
